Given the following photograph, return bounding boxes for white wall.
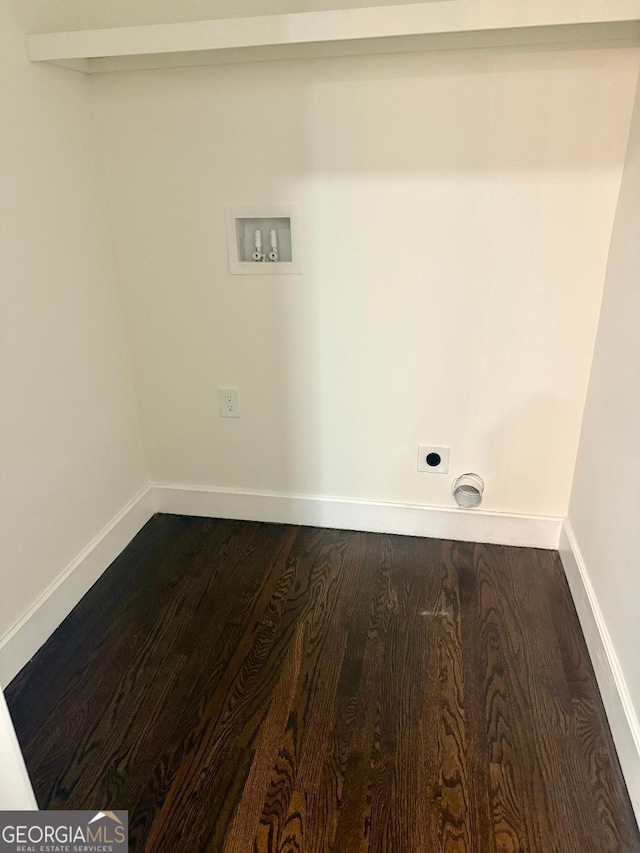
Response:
[94,46,640,516]
[568,76,640,729]
[0,1,148,673]
[0,685,37,809]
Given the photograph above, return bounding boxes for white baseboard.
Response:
[559,520,640,821]
[151,483,562,550]
[0,485,155,686]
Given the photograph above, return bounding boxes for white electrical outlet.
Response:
[219,387,240,418]
[417,445,450,473]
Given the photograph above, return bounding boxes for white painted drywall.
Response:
[94,46,640,515]
[568,76,640,721]
[0,1,148,663]
[0,685,37,809]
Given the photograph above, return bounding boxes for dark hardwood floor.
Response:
[6,514,639,852]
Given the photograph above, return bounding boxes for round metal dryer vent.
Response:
[452,473,484,509]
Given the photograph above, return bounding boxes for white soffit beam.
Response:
[27,1,640,65]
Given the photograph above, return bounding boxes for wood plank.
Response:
[4,516,638,852]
